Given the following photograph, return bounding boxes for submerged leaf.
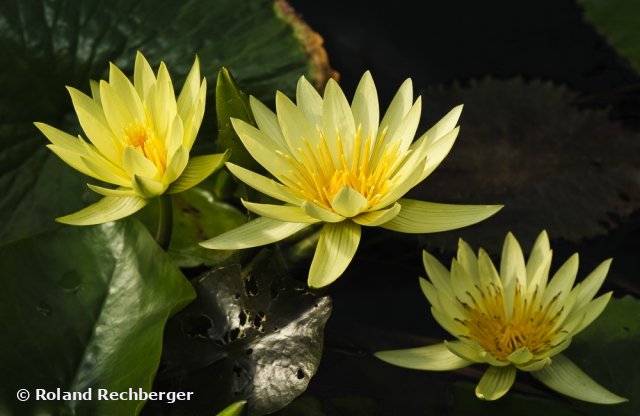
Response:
[407,78,640,252]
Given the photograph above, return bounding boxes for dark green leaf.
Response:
[217,400,247,416]
[0,219,195,416]
[151,258,332,416]
[216,67,260,171]
[578,0,640,72]
[0,0,332,244]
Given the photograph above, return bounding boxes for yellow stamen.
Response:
[462,283,562,360]
[123,118,167,174]
[279,127,403,212]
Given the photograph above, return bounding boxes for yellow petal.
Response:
[391,96,422,153]
[475,366,517,400]
[352,203,401,226]
[150,62,177,137]
[134,51,156,101]
[200,217,312,250]
[574,259,612,310]
[181,79,207,151]
[375,342,472,371]
[100,80,136,139]
[321,78,356,162]
[167,152,229,194]
[301,201,345,223]
[374,78,413,162]
[379,199,503,234]
[531,353,627,404]
[226,162,302,205]
[241,200,319,223]
[230,118,289,179]
[56,196,148,225]
[249,96,287,149]
[163,146,188,184]
[296,75,323,127]
[123,146,158,178]
[424,104,463,146]
[87,184,136,197]
[500,231,527,319]
[308,222,360,288]
[67,87,122,164]
[276,91,321,154]
[108,62,145,122]
[177,55,202,120]
[132,175,166,198]
[351,71,379,148]
[330,186,367,218]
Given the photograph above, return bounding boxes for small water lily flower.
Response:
[376,231,626,404]
[35,52,228,225]
[200,72,502,288]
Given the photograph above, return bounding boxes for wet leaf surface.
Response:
[149,257,332,416]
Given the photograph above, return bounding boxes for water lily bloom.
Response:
[35,52,228,225]
[200,72,502,288]
[376,231,626,404]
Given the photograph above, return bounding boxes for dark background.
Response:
[283,0,640,414]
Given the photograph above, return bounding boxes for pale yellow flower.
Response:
[201,72,502,288]
[35,52,227,225]
[376,231,626,404]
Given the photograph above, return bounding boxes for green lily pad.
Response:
[578,0,640,72]
[0,219,195,416]
[149,258,332,416]
[0,0,333,244]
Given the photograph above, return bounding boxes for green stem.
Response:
[155,194,173,251]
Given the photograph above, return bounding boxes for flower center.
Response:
[278,128,403,211]
[124,120,167,174]
[460,284,563,360]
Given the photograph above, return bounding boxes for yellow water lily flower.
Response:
[200,72,502,288]
[376,231,626,404]
[35,52,228,225]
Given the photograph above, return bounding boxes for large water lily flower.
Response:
[201,72,502,288]
[376,231,626,404]
[35,52,227,225]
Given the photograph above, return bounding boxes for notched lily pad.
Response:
[410,77,640,252]
[150,258,332,416]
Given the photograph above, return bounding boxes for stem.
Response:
[155,194,173,251]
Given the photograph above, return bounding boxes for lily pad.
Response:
[578,0,640,72]
[407,77,640,253]
[0,0,333,244]
[149,258,332,416]
[0,219,195,416]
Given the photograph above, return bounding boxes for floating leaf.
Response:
[407,78,640,252]
[0,219,195,416]
[0,0,333,244]
[150,258,332,416]
[578,0,640,72]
